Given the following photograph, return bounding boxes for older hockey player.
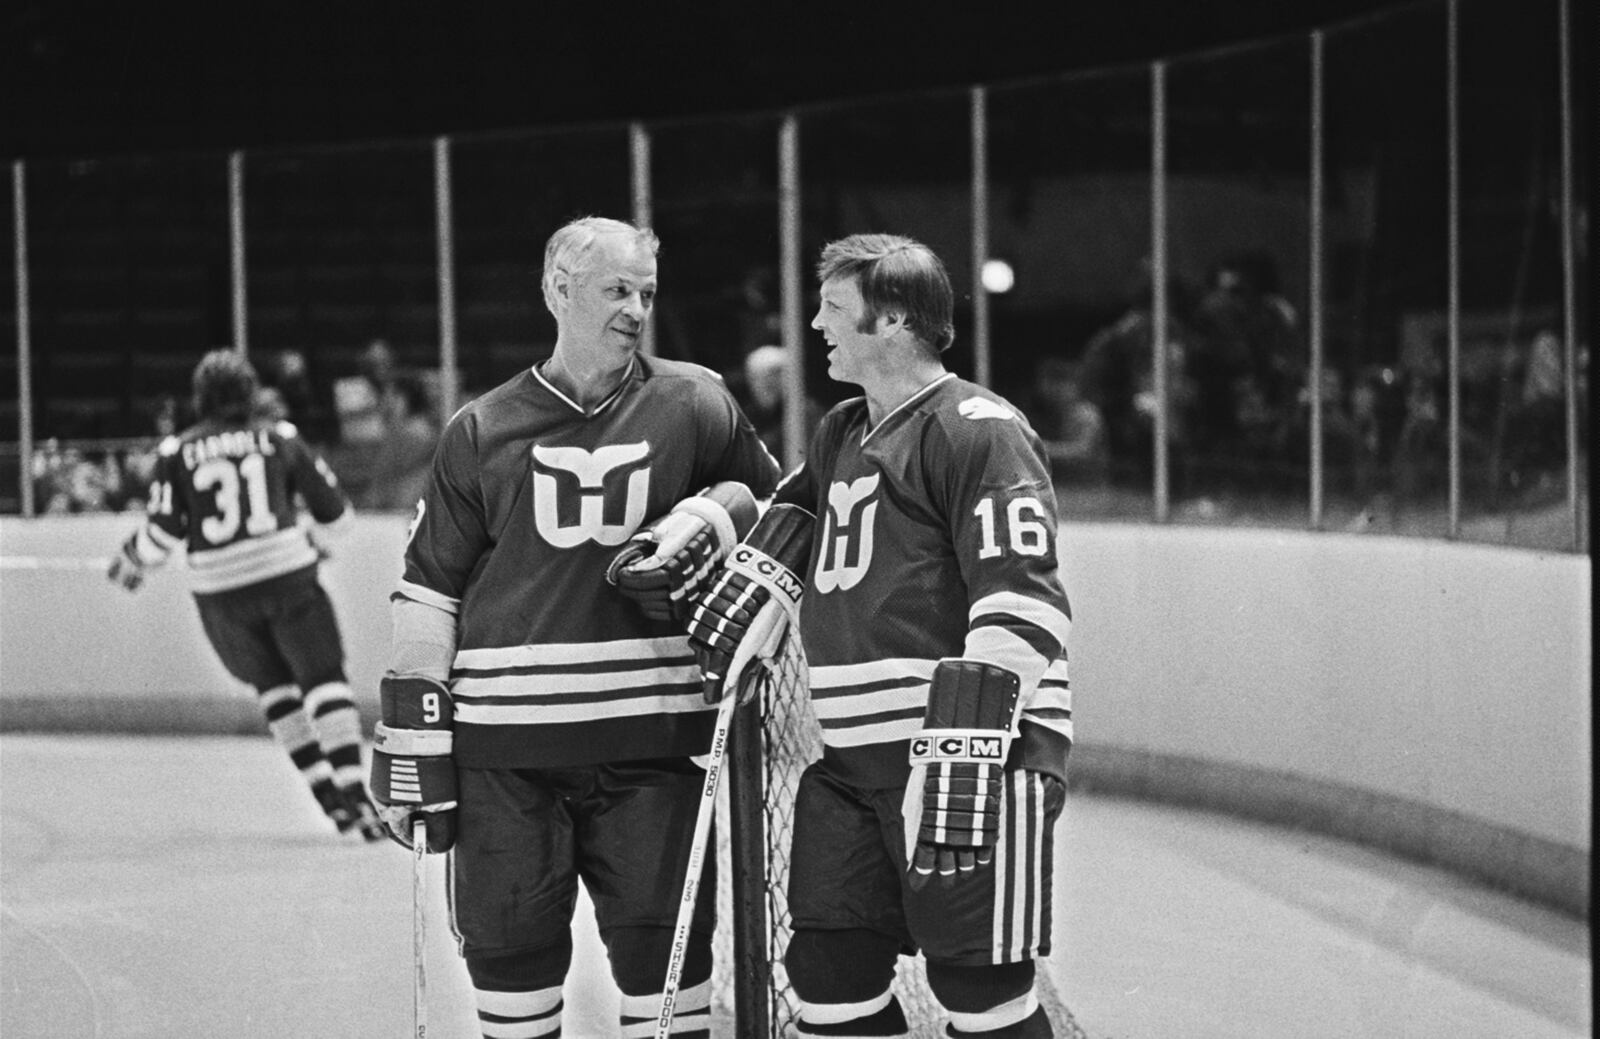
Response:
[108,348,383,841]
[370,216,780,1038]
[689,234,1073,1038]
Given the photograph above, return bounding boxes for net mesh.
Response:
[710,641,1087,1038]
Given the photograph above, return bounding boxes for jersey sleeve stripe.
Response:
[132,522,177,564]
[962,624,1055,685]
[968,613,1062,663]
[968,591,1070,647]
[394,579,459,615]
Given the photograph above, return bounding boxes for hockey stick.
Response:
[654,683,744,1039]
[413,817,428,1039]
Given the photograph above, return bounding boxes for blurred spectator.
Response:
[328,340,441,510]
[32,440,124,514]
[1079,266,1200,490]
[1500,329,1568,497]
[1189,252,1306,489]
[1024,357,1109,487]
[1284,366,1380,500]
[738,344,820,468]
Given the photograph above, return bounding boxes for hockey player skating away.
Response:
[689,234,1074,1039]
[107,348,385,842]
[369,216,781,1038]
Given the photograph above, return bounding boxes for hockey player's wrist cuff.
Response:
[372,722,453,757]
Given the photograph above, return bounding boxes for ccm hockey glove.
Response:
[369,673,458,854]
[606,481,760,623]
[905,659,1021,876]
[686,503,813,704]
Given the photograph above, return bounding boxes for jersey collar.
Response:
[862,372,956,445]
[530,356,639,417]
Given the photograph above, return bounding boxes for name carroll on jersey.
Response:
[174,427,278,469]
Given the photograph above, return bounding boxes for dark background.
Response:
[4,0,1419,159]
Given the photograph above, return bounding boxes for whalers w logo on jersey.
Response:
[814,472,879,593]
[530,443,651,548]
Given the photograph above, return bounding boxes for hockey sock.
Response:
[796,995,910,1037]
[605,924,713,1038]
[787,929,908,1037]
[620,978,711,1038]
[927,962,1043,1038]
[945,1005,1049,1039]
[467,944,569,1039]
[257,684,335,792]
[304,680,365,788]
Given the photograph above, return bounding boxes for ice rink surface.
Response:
[0,734,1588,1039]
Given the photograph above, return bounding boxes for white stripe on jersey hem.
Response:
[808,657,937,689]
[455,636,693,669]
[186,529,319,594]
[817,716,923,748]
[810,683,927,721]
[969,591,1071,645]
[453,662,700,695]
[453,691,711,725]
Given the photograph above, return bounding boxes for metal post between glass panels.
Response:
[229,151,248,356]
[434,136,460,423]
[1557,0,1580,550]
[971,86,991,391]
[1150,62,1171,524]
[1446,0,1462,538]
[779,116,806,475]
[631,122,656,359]
[1309,31,1327,531]
[12,161,34,518]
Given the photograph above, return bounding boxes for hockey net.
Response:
[710,641,1085,1039]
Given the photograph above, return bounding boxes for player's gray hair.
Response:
[817,233,955,352]
[541,216,661,318]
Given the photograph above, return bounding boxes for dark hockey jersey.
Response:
[775,373,1073,789]
[397,356,780,769]
[135,418,351,595]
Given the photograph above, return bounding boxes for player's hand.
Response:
[685,502,812,704]
[607,484,758,624]
[106,535,145,592]
[905,760,1003,875]
[370,674,458,854]
[375,803,457,854]
[687,572,789,705]
[902,658,1021,876]
[606,512,721,623]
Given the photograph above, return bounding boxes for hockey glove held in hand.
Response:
[369,673,458,854]
[905,659,1021,876]
[106,532,146,592]
[686,503,813,704]
[606,481,759,623]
